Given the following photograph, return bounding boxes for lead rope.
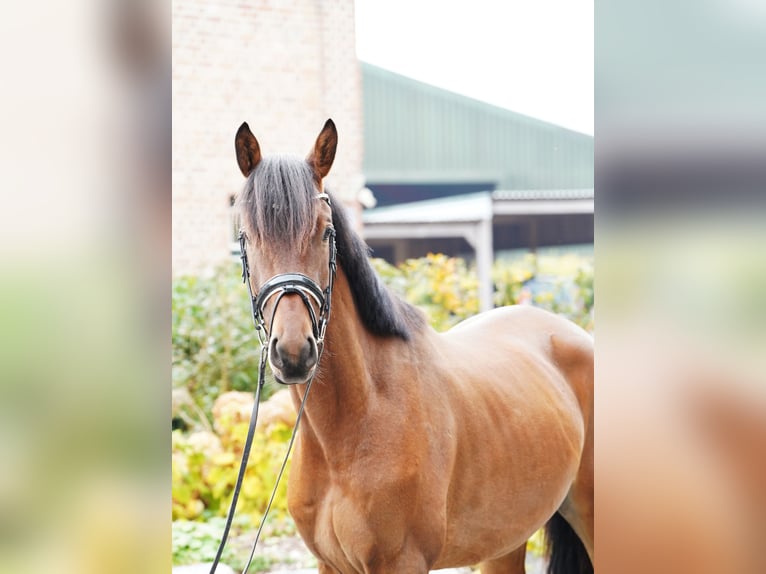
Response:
[208,346,267,573]
[209,343,321,574]
[240,372,316,573]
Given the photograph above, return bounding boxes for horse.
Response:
[232,119,594,574]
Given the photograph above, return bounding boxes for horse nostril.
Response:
[303,337,317,369]
[269,338,283,369]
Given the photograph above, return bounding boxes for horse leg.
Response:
[546,411,594,574]
[317,561,340,574]
[557,488,593,563]
[479,544,526,574]
[545,330,594,567]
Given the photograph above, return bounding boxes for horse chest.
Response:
[292,477,377,570]
[290,459,438,571]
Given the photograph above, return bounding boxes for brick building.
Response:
[172,0,364,275]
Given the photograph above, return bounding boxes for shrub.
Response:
[372,254,479,331]
[492,254,536,307]
[373,253,594,333]
[172,417,293,525]
[493,254,594,332]
[172,262,268,424]
[172,517,272,571]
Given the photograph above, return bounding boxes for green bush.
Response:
[172,518,239,568]
[374,252,594,333]
[172,517,272,571]
[493,254,594,332]
[492,254,536,308]
[172,262,268,423]
[172,421,293,525]
[372,253,479,331]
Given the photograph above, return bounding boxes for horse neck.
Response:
[289,267,405,441]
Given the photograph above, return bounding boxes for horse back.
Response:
[443,304,593,415]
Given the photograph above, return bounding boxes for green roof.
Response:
[362,62,593,190]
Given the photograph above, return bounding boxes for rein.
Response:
[209,193,336,574]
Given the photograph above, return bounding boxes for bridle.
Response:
[210,192,337,574]
[240,192,337,355]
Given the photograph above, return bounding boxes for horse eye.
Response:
[322,226,335,242]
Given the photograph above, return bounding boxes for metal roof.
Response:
[362,189,594,226]
[362,63,593,190]
[492,188,594,201]
[362,192,493,224]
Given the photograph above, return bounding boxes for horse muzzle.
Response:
[269,335,318,385]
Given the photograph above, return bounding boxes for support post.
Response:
[475,217,494,312]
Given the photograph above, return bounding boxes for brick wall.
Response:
[172,0,363,276]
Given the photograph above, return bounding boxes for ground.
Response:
[176,530,546,574]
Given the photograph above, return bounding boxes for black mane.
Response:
[330,195,425,340]
[237,155,424,340]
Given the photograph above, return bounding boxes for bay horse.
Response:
[233,119,594,573]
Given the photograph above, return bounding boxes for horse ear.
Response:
[307,119,337,180]
[235,122,261,177]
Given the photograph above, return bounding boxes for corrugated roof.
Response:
[362,189,594,225]
[492,188,594,201]
[362,62,593,190]
[362,192,493,224]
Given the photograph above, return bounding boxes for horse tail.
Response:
[545,512,592,574]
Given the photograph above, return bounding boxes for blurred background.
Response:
[0,0,170,572]
[0,0,764,572]
[596,1,766,572]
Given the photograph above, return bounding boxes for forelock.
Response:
[237,155,319,248]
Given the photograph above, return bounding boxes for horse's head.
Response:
[235,119,338,385]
